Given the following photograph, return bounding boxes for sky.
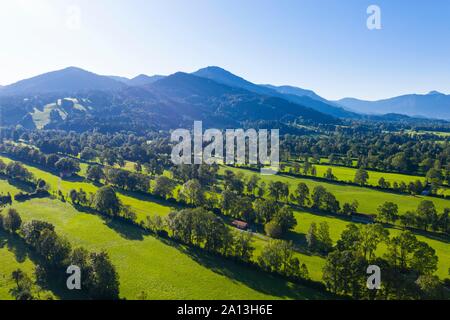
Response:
[0,0,449,100]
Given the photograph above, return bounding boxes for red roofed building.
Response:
[232,220,248,230]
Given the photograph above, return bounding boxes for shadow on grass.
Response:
[117,188,184,210]
[73,204,147,241]
[0,230,88,300]
[177,245,330,300]
[0,176,35,193]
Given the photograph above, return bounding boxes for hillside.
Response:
[0,67,125,96]
[337,91,450,120]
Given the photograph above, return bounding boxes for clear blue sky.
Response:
[0,0,449,100]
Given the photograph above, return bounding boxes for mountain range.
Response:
[336,91,450,120]
[0,66,448,133]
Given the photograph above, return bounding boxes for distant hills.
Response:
[0,66,448,133]
[0,67,125,95]
[337,91,450,120]
[192,66,356,118]
[0,67,339,132]
[109,74,165,86]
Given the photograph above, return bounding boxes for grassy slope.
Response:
[6,198,327,300]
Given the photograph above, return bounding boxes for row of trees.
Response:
[0,144,80,177]
[281,124,450,177]
[377,200,449,233]
[0,208,120,300]
[151,207,310,282]
[0,159,34,183]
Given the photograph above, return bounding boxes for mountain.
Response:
[108,74,166,86]
[337,91,450,120]
[144,72,338,126]
[193,66,357,118]
[0,69,338,132]
[263,84,329,104]
[0,67,125,96]
[128,74,165,86]
[108,75,130,83]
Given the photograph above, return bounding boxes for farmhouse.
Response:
[232,220,248,230]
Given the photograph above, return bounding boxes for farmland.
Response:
[1,196,328,300]
[1,153,449,296]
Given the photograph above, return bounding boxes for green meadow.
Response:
[223,166,450,215]
[1,154,448,299]
[296,163,426,186]
[0,156,174,222]
[2,197,328,300]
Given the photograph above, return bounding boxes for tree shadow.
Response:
[0,230,88,300]
[0,176,35,193]
[178,245,330,300]
[72,204,147,241]
[117,188,184,210]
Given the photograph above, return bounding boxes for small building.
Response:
[232,220,248,230]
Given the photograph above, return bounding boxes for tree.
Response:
[181,179,204,206]
[317,222,333,253]
[306,222,318,251]
[322,249,367,298]
[89,251,120,299]
[86,165,104,183]
[342,200,358,215]
[291,182,310,207]
[377,202,399,224]
[268,181,289,202]
[258,240,297,275]
[221,189,237,215]
[153,176,175,199]
[384,231,418,271]
[416,275,445,299]
[416,200,438,231]
[10,269,34,300]
[233,232,255,262]
[410,241,438,275]
[358,224,389,260]
[3,208,22,233]
[5,162,33,181]
[324,168,335,180]
[378,177,389,189]
[38,228,72,266]
[272,205,297,234]
[311,186,327,209]
[253,198,278,224]
[92,186,121,216]
[246,175,260,195]
[354,168,369,186]
[264,220,283,238]
[68,189,79,204]
[0,159,6,172]
[55,158,80,177]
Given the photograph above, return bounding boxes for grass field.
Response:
[223,166,450,215]
[0,156,175,222]
[2,197,328,300]
[1,155,448,299]
[0,231,38,300]
[290,163,426,186]
[289,209,449,279]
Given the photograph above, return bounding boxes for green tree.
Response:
[354,168,369,186]
[3,208,22,233]
[93,186,121,216]
[377,202,399,224]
